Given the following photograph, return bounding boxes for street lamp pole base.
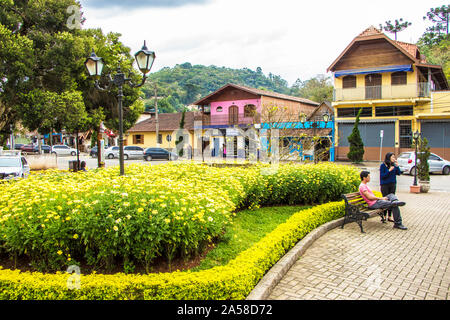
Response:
[410,185,420,193]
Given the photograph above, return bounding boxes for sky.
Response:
[79,0,448,86]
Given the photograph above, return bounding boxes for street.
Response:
[54,154,170,170]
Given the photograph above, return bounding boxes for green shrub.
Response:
[0,200,346,300]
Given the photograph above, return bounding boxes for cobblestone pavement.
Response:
[268,191,450,300]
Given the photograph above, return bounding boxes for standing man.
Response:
[359,171,408,230]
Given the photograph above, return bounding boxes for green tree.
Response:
[419,5,450,46]
[416,137,431,182]
[347,108,365,163]
[1,1,144,155]
[0,23,34,145]
[379,18,412,40]
[290,75,333,103]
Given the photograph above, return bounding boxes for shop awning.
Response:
[334,64,412,78]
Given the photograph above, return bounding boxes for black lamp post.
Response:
[413,130,420,186]
[85,41,155,176]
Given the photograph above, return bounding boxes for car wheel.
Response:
[410,166,417,176]
[124,154,129,160]
[51,152,57,155]
[71,151,76,156]
[108,154,114,159]
[443,166,450,175]
[145,155,152,161]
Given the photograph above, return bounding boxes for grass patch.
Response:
[192,205,311,271]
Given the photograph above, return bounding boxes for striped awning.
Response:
[334,65,412,78]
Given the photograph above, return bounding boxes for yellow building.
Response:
[327,26,450,160]
[126,112,198,156]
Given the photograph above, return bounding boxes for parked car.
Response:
[20,144,51,154]
[0,151,30,180]
[144,148,178,161]
[397,151,450,175]
[51,145,78,156]
[41,145,51,153]
[13,144,24,151]
[105,146,120,159]
[123,146,144,160]
[20,144,37,153]
[90,146,98,158]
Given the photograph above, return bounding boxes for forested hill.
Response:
[140,63,292,113]
[140,62,334,113]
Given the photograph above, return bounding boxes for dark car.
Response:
[14,144,24,151]
[20,144,37,153]
[144,148,178,161]
[20,144,50,153]
[41,145,51,153]
[90,146,98,158]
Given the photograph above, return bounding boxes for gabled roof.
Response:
[307,101,334,121]
[327,26,420,72]
[193,83,320,106]
[127,111,195,133]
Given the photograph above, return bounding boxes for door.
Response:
[428,154,442,172]
[365,74,382,99]
[58,146,67,155]
[229,106,239,125]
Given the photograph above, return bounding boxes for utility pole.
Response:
[155,82,160,147]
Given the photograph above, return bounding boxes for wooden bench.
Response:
[341,192,387,233]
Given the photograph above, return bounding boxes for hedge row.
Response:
[0,201,345,299]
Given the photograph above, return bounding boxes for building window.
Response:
[216,106,223,112]
[399,120,412,148]
[244,104,256,117]
[342,75,357,89]
[157,134,162,144]
[391,72,407,85]
[133,134,144,144]
[337,107,372,118]
[375,105,413,117]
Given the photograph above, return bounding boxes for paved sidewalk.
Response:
[268,191,450,300]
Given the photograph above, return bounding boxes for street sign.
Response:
[380,130,384,138]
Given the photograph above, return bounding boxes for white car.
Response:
[51,145,78,156]
[397,151,450,176]
[105,146,120,159]
[0,151,30,180]
[106,146,144,160]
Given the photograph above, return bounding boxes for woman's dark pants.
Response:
[381,183,396,217]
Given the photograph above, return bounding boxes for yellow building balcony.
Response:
[333,83,431,102]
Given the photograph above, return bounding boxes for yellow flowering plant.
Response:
[0,162,359,274]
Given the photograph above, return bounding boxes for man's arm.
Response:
[361,190,387,201]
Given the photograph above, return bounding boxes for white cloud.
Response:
[79,0,449,86]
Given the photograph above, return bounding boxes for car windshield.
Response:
[0,158,21,167]
[398,153,411,159]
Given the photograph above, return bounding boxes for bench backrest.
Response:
[342,192,369,208]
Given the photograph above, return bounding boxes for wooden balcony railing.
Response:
[333,83,431,101]
[194,113,261,127]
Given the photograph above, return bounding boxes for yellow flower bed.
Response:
[0,162,361,299]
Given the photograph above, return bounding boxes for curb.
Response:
[246,212,379,300]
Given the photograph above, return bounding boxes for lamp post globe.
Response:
[84,49,104,79]
[322,112,330,124]
[134,41,156,75]
[299,113,307,126]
